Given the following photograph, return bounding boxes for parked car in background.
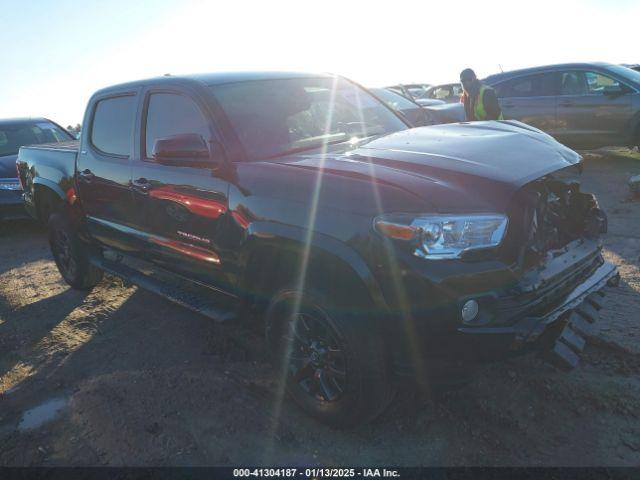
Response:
[386,84,445,107]
[17,71,617,426]
[484,62,640,149]
[424,102,466,124]
[387,83,430,99]
[424,83,464,103]
[0,118,74,220]
[369,88,431,126]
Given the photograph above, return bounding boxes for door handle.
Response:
[79,169,94,180]
[132,177,151,192]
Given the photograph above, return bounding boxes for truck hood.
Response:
[0,154,18,178]
[273,121,582,212]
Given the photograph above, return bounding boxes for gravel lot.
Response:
[1,149,639,466]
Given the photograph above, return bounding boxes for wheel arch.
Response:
[32,179,66,223]
[238,222,388,315]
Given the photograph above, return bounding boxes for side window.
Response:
[433,86,452,99]
[560,71,588,96]
[584,71,621,94]
[145,93,210,158]
[512,78,535,96]
[496,73,558,98]
[91,95,136,157]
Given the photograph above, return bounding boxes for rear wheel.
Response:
[266,288,395,427]
[48,210,103,290]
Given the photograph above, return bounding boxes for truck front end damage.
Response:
[459,171,619,369]
[380,168,619,376]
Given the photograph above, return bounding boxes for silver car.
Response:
[484,62,640,149]
[424,83,464,103]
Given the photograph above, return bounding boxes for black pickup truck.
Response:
[16,72,619,426]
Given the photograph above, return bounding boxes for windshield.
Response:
[370,88,419,111]
[0,121,72,157]
[210,77,407,160]
[607,64,640,86]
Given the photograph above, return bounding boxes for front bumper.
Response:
[458,262,619,358]
[387,240,619,377]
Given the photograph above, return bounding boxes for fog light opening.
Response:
[461,300,479,324]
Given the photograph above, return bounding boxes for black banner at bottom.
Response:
[0,467,638,480]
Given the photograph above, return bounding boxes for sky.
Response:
[1,0,638,127]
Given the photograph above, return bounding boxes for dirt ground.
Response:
[1,149,639,467]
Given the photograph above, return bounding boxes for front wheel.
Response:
[266,288,395,427]
[48,210,103,290]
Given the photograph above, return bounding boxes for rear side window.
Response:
[91,95,136,157]
[144,93,210,158]
[495,73,558,98]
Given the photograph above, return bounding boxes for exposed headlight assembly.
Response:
[375,213,508,260]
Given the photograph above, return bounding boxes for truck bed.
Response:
[16,140,80,221]
[22,140,79,153]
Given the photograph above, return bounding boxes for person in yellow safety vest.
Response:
[460,68,504,121]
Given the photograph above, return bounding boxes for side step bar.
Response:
[91,256,238,322]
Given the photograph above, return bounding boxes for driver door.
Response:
[130,88,231,289]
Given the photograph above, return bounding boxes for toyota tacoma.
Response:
[16,72,619,426]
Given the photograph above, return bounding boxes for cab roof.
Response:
[92,71,335,96]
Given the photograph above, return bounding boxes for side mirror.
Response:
[152,134,222,167]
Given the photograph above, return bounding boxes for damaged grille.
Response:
[501,174,608,269]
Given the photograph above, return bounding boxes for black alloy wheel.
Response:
[282,311,347,403]
[266,288,395,427]
[48,210,103,290]
[51,226,77,281]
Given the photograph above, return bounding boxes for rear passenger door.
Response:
[130,88,231,288]
[77,91,141,252]
[494,72,559,133]
[555,70,632,148]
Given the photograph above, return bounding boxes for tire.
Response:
[265,288,396,427]
[48,209,103,290]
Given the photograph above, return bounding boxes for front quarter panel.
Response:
[224,161,400,309]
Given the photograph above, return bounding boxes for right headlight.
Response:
[375,213,508,260]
